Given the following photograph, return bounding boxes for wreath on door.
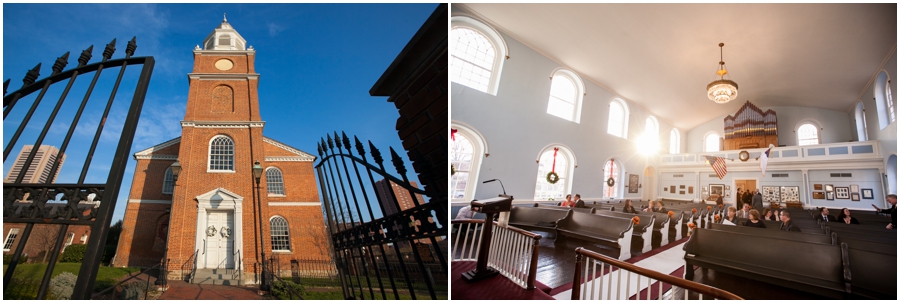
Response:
[206,225,217,237]
[220,226,232,238]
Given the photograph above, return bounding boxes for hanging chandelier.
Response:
[707,43,739,104]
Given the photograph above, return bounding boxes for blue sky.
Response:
[3,3,439,224]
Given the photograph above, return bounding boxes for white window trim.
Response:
[162,167,174,194]
[533,144,577,200]
[208,135,235,173]
[602,157,625,199]
[269,216,291,252]
[266,167,286,196]
[855,101,868,141]
[704,131,722,152]
[4,228,20,251]
[608,98,630,139]
[547,68,586,123]
[794,119,823,146]
[451,122,488,202]
[451,15,508,96]
[873,70,892,129]
[670,128,681,154]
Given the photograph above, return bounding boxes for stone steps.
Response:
[192,268,243,286]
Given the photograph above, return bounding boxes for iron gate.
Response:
[3,37,154,299]
[315,132,447,299]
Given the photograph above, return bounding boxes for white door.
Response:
[205,211,235,268]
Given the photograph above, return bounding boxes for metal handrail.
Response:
[233,249,242,285]
[91,263,159,299]
[572,247,742,300]
[180,249,198,283]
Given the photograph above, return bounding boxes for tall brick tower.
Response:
[114,16,331,284]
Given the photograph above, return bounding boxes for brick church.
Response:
[113,17,331,283]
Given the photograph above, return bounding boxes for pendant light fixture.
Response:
[707,43,739,104]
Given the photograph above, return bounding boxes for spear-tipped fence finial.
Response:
[326,133,334,150]
[341,132,352,153]
[389,147,407,177]
[51,52,71,76]
[3,79,10,96]
[316,142,323,157]
[320,138,329,156]
[369,141,383,166]
[78,45,94,67]
[333,131,342,150]
[102,38,117,62]
[354,136,366,158]
[22,63,41,88]
[125,37,137,58]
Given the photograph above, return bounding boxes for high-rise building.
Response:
[4,145,66,183]
[374,179,426,216]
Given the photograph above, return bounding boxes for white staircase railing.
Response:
[451,219,541,290]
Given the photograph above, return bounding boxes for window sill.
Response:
[272,250,292,254]
[267,194,287,198]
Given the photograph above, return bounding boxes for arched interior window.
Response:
[450,16,506,95]
[451,124,487,202]
[705,133,720,152]
[887,81,895,123]
[874,71,893,129]
[534,147,572,200]
[546,70,584,122]
[855,102,868,141]
[162,167,174,194]
[797,123,819,146]
[669,129,681,154]
[209,136,234,171]
[266,167,285,195]
[607,99,629,138]
[603,159,619,198]
[270,216,291,252]
[638,116,659,153]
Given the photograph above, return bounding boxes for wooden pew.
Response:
[822,221,897,233]
[507,205,569,235]
[592,209,660,253]
[845,245,897,300]
[709,223,832,244]
[827,228,897,244]
[533,203,595,213]
[555,211,635,260]
[684,228,851,299]
[835,235,897,255]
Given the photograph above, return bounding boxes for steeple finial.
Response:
[223,13,227,22]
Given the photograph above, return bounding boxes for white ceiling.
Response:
[456,3,897,130]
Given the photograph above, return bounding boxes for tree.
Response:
[106,219,123,246]
[31,225,63,263]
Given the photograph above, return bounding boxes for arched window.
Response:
[669,128,681,154]
[855,102,868,141]
[874,71,894,129]
[208,135,234,171]
[607,99,629,138]
[704,133,720,152]
[638,116,659,153]
[546,69,585,122]
[162,167,174,194]
[603,159,620,198]
[270,216,291,252]
[534,146,574,201]
[797,123,819,146]
[451,16,507,95]
[451,123,487,202]
[266,167,285,195]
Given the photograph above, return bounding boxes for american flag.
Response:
[705,155,727,180]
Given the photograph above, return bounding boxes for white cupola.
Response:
[202,14,248,51]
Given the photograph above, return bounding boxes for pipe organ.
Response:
[723,101,778,150]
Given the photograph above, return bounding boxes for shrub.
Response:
[101,244,117,265]
[271,279,306,300]
[120,281,145,300]
[3,253,29,264]
[59,244,87,263]
[49,272,77,300]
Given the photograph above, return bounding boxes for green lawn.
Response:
[2,263,140,299]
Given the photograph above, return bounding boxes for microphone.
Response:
[482,179,507,196]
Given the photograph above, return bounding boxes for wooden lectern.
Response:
[461,195,513,283]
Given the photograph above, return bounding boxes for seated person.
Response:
[818,207,837,223]
[622,199,639,214]
[762,208,777,221]
[560,194,576,208]
[573,194,585,208]
[736,203,752,219]
[743,209,766,228]
[654,200,668,213]
[779,210,801,232]
[836,207,860,224]
[723,206,738,224]
[644,200,657,213]
[456,205,476,220]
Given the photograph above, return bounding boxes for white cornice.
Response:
[268,202,321,207]
[263,137,317,161]
[133,137,181,160]
[265,156,315,162]
[181,121,265,128]
[193,50,255,56]
[188,73,259,80]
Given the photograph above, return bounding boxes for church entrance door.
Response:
[205,211,235,269]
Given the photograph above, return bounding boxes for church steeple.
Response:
[202,14,248,51]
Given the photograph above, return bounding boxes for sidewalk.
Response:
[156,281,263,300]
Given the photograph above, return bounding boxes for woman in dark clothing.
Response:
[744,209,766,228]
[654,200,668,213]
[836,208,860,224]
[762,208,777,221]
[723,206,738,224]
[622,199,639,214]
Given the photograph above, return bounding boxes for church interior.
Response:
[449,3,897,300]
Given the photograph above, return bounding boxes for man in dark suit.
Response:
[818,207,836,223]
[872,194,897,230]
[779,210,801,232]
[742,190,752,210]
[751,189,763,213]
[573,194,585,208]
